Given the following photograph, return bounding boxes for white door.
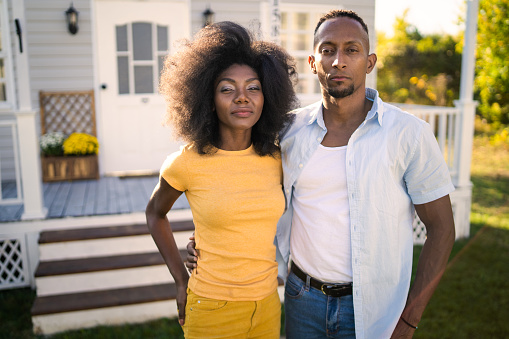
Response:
[95,0,189,175]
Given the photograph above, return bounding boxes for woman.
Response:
[145,21,298,338]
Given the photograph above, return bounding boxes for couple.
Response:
[146,9,455,339]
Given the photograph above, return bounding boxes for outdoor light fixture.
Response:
[202,7,215,27]
[65,3,79,35]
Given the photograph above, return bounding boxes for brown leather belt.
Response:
[291,262,353,298]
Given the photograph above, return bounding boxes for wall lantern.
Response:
[202,7,215,27]
[65,3,79,35]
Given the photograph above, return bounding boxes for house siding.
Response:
[25,0,95,109]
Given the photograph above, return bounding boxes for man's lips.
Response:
[329,74,350,81]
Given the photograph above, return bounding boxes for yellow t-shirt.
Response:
[160,144,285,301]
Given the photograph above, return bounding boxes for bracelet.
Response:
[400,317,418,329]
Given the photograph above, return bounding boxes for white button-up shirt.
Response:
[275,88,455,339]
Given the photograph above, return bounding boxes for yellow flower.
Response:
[63,133,99,156]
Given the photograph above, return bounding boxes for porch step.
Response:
[38,221,194,261]
[31,283,178,316]
[34,251,186,296]
[31,219,195,335]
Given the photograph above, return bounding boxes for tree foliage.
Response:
[475,0,509,124]
[376,10,462,107]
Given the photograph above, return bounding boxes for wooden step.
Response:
[31,283,178,316]
[39,220,195,244]
[35,250,187,277]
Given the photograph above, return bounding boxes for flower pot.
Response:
[41,155,99,182]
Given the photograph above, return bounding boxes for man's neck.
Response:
[320,87,373,147]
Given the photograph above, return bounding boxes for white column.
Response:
[12,1,47,220]
[453,0,479,238]
[269,0,281,44]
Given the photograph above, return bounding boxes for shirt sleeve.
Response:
[160,148,188,192]
[404,122,455,205]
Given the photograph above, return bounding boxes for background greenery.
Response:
[377,0,508,125]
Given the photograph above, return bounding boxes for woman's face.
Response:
[214,64,264,135]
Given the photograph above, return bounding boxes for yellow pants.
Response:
[182,288,281,339]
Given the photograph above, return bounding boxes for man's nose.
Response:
[332,51,347,68]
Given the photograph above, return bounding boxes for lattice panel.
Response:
[0,235,30,290]
[39,90,97,136]
[413,213,427,245]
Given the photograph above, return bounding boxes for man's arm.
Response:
[391,194,455,338]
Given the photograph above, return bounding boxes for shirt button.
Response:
[298,164,303,169]
[286,189,290,194]
[317,137,321,142]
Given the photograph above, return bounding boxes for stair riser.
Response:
[32,286,285,335]
[35,265,174,297]
[38,231,194,261]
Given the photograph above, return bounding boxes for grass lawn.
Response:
[1,125,508,338]
[413,124,509,338]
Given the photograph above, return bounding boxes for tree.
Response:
[474,0,509,124]
[376,11,462,107]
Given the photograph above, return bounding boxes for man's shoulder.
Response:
[281,101,322,137]
[379,99,427,130]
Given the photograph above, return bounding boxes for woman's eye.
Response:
[248,86,260,91]
[220,87,234,93]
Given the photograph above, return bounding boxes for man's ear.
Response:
[308,55,317,74]
[366,53,377,74]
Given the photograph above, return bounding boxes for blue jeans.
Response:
[284,271,355,339]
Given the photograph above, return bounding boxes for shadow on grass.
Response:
[413,226,509,338]
[471,174,509,211]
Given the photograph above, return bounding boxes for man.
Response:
[188,10,455,339]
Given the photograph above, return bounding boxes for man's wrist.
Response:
[400,316,418,329]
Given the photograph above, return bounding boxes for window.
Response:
[115,22,169,95]
[279,5,341,102]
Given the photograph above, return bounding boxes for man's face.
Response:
[309,17,376,100]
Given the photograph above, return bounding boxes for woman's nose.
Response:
[234,90,249,103]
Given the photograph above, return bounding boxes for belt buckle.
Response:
[321,283,348,296]
[321,283,337,295]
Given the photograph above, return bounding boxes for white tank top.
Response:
[290,144,352,283]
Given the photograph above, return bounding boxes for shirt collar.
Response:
[365,88,384,127]
[307,88,384,128]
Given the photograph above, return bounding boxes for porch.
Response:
[0,175,189,223]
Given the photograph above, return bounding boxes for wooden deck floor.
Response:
[0,176,189,223]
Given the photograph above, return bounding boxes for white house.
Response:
[0,0,478,334]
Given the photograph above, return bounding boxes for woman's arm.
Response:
[146,176,188,325]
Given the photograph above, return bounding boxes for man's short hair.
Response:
[313,9,369,47]
[315,9,369,35]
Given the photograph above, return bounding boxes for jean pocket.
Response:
[284,272,305,299]
[188,295,228,312]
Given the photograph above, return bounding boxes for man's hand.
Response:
[176,284,188,326]
[185,234,198,273]
[390,318,416,338]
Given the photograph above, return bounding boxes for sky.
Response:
[375,0,465,36]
